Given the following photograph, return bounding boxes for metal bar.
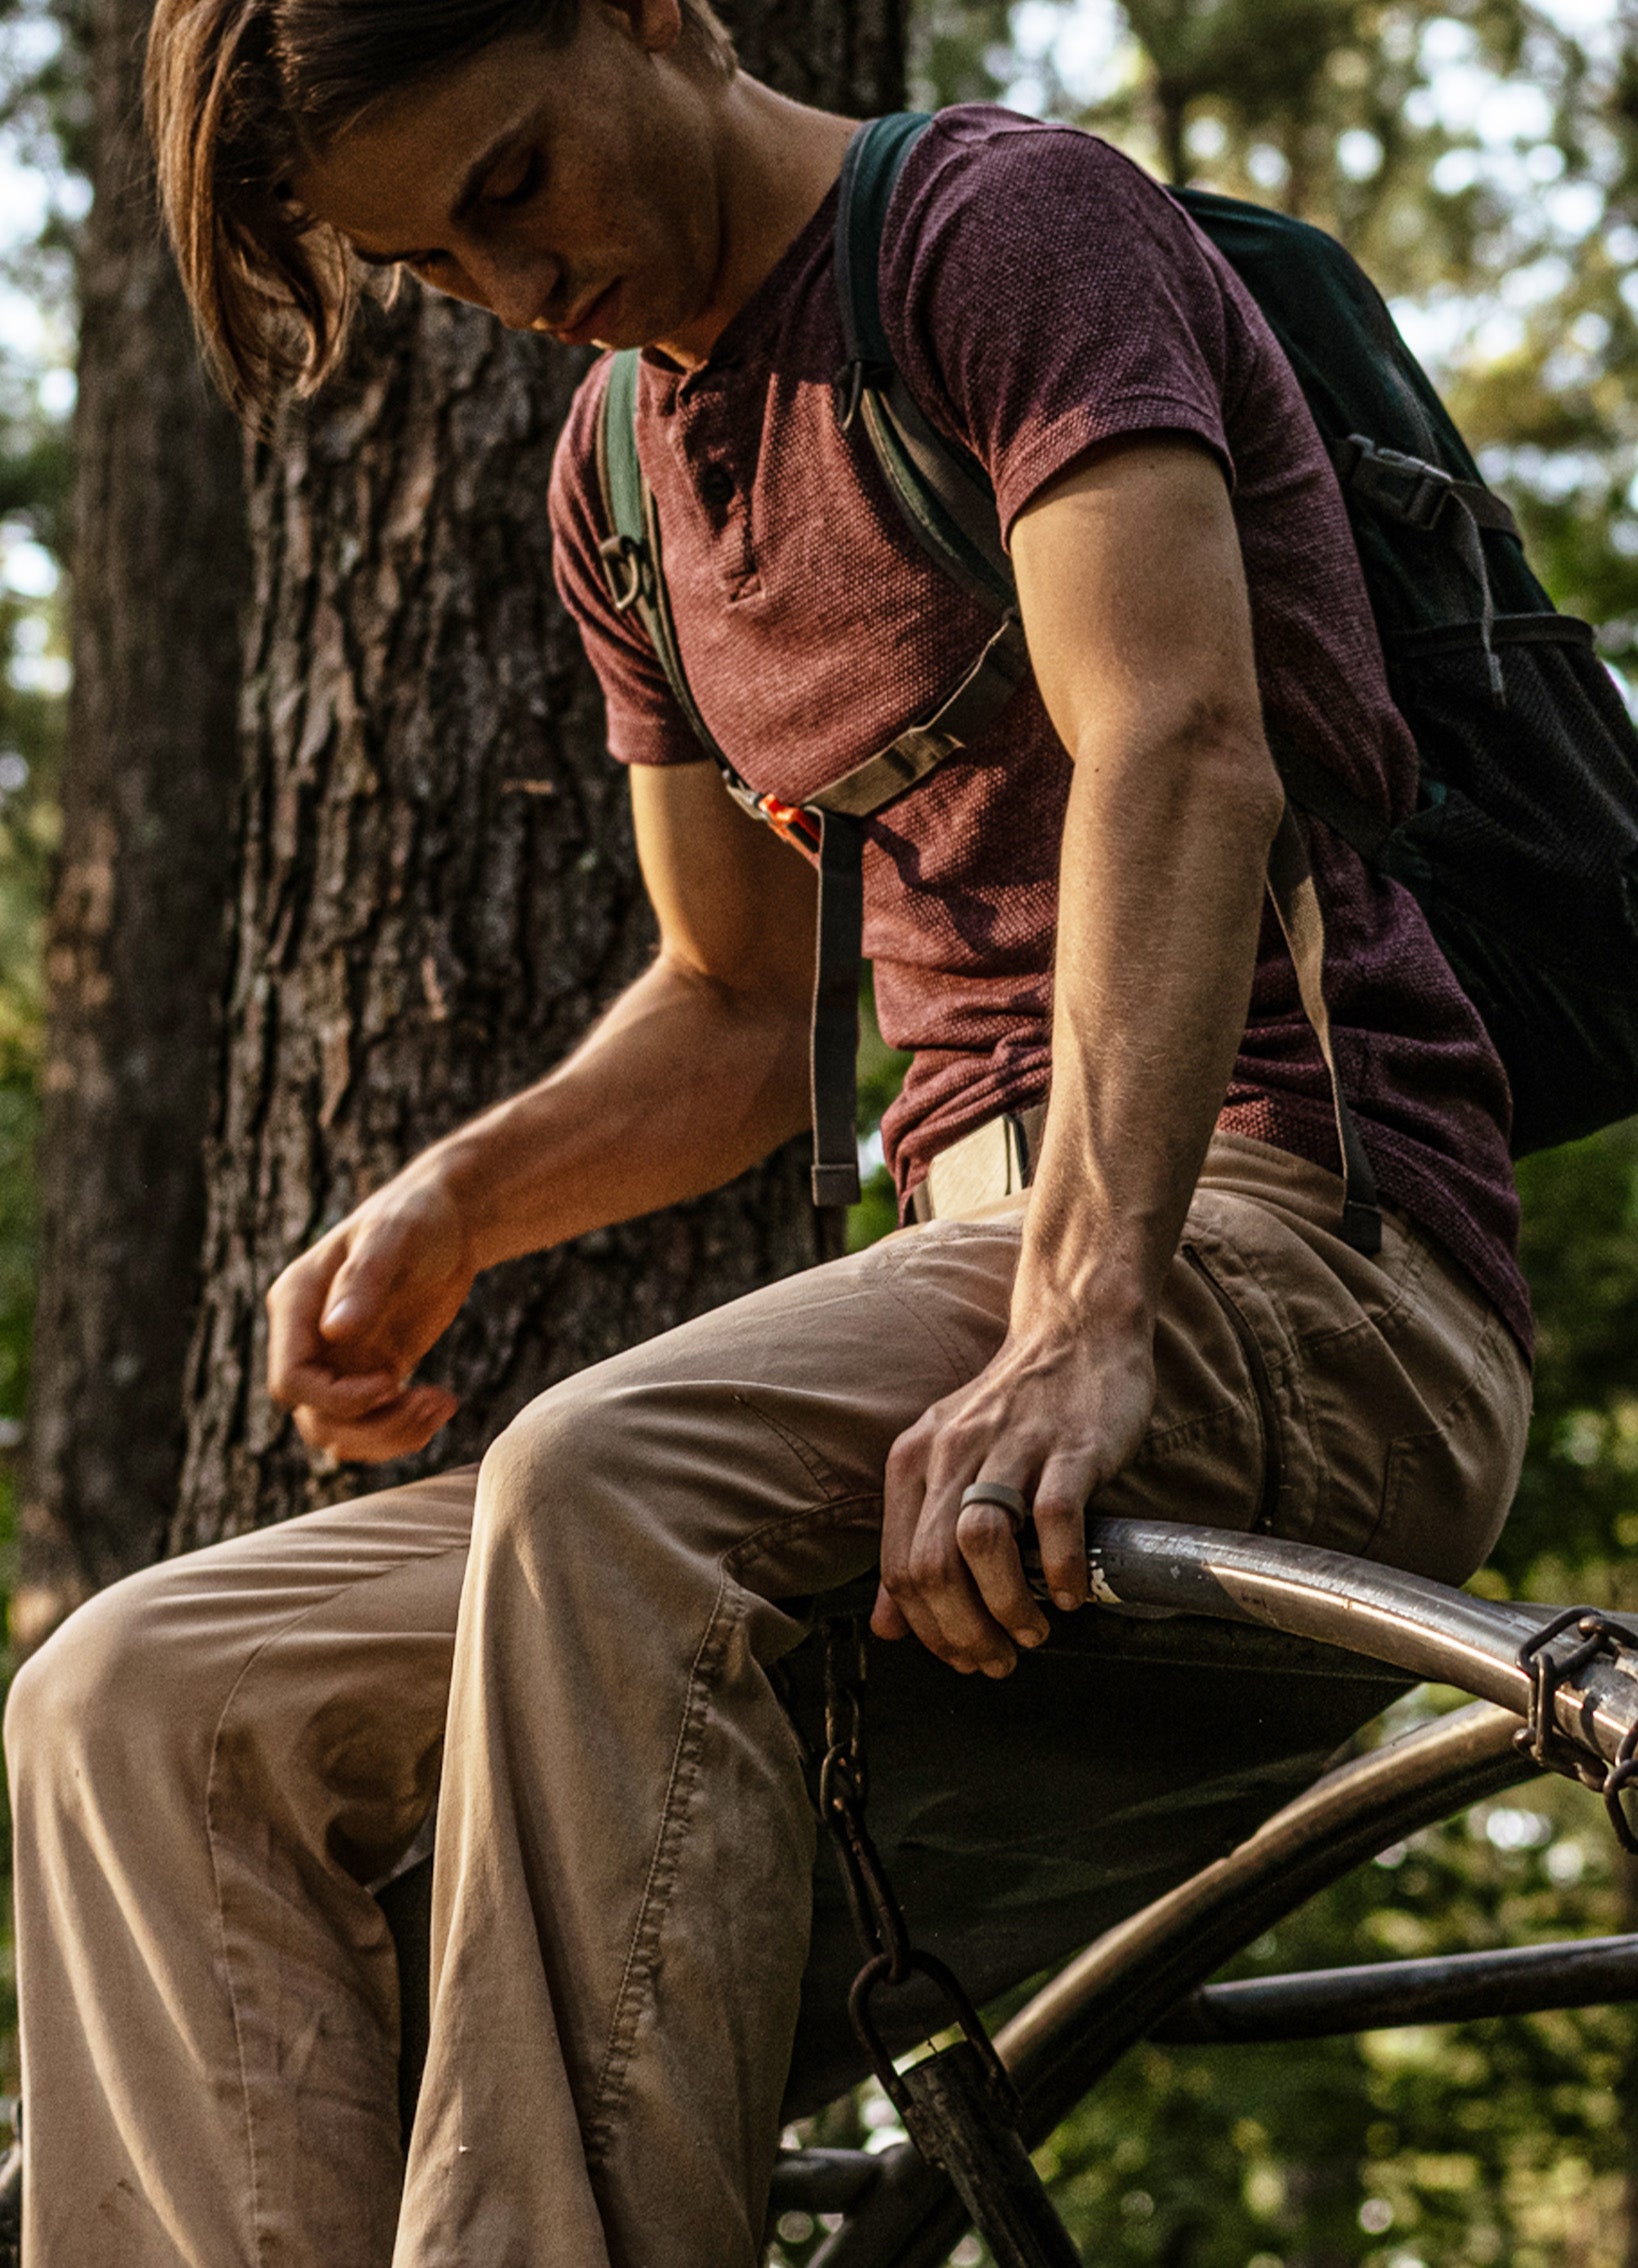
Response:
[1082,1519,1638,1776]
[997,1703,1533,2144]
[1153,1933,1638,2044]
[768,2149,883,2214]
[811,1704,1534,2268]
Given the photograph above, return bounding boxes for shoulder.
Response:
[881,105,1211,284]
[547,351,616,543]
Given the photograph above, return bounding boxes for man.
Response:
[5,0,1532,2261]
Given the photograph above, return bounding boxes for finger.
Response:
[293,1385,459,1464]
[955,1492,1050,1649]
[880,1423,964,1666]
[1033,1456,1093,1609]
[870,1584,911,1641]
[266,1249,341,1405]
[275,1361,404,1419]
[909,1450,1019,1676]
[319,1237,407,1346]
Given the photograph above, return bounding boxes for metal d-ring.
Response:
[848,1947,1020,2119]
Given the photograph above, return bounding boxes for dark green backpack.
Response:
[597,110,1638,1238]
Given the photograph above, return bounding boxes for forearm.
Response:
[1016,718,1282,1338]
[408,950,811,1270]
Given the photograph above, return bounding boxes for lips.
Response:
[553,279,621,347]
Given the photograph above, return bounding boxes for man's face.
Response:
[294,0,726,354]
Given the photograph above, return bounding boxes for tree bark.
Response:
[17,0,248,1640]
[174,0,906,1546]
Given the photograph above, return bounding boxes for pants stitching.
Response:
[202,1539,469,2264]
[874,1259,986,1390]
[584,1493,883,2167]
[582,1565,739,2165]
[1363,1306,1512,1564]
[731,1390,849,1500]
[725,1492,883,1581]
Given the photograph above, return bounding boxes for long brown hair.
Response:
[145,0,736,421]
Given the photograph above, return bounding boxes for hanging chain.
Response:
[795,1619,1015,2116]
[817,1619,914,1985]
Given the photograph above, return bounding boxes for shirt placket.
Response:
[671,372,760,603]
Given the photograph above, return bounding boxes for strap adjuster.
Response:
[597,531,652,614]
[834,357,893,435]
[755,793,823,853]
[1336,435,1456,533]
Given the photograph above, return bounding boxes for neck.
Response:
[653,76,858,368]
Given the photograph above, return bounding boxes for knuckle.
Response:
[908,1535,955,1596]
[884,1433,925,1487]
[1032,1493,1083,1534]
[955,1503,1013,1557]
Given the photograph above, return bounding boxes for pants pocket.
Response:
[1372,1311,1531,1586]
[1181,1242,1282,1536]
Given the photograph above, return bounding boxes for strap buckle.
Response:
[597,531,652,615]
[835,359,868,433]
[754,792,823,854]
[1334,435,1455,534]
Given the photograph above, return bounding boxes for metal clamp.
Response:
[596,531,652,614]
[1515,1608,1638,1846]
[849,1947,1019,2120]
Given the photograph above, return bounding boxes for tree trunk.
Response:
[17,0,248,1640]
[174,0,906,1546]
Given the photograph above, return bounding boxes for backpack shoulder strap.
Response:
[594,348,735,771]
[834,116,1015,610]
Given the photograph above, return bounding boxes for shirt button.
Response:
[699,463,735,509]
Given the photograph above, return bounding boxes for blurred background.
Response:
[6,0,1638,2261]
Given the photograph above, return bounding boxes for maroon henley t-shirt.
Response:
[549,105,1531,1353]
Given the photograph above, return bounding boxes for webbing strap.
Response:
[1332,434,1518,703]
[1266,805,1383,1254]
[812,613,1031,817]
[812,812,866,1208]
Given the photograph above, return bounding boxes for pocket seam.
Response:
[1182,1242,1283,1536]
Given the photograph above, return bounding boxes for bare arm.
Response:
[874,435,1285,1674]
[266,760,816,1460]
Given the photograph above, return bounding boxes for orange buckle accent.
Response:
[758,796,823,852]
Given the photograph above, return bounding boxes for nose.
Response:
[461,242,558,332]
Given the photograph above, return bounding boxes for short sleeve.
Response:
[548,361,709,770]
[880,112,1235,544]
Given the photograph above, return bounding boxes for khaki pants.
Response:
[5,1135,1529,2268]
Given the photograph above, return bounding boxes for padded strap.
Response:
[859,379,1015,608]
[811,812,866,1209]
[596,350,735,770]
[839,116,1014,608]
[1266,805,1383,1255]
[837,113,934,372]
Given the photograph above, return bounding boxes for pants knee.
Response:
[479,1382,623,1534]
[5,1563,187,1795]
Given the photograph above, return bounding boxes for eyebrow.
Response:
[346,108,539,269]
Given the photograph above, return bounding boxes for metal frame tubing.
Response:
[791,1527,1638,2268]
[804,1703,1533,2268]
